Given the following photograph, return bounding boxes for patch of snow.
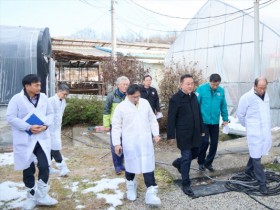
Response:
[0,152,14,166]
[108,207,115,210]
[76,205,86,209]
[64,181,80,192]
[72,182,79,192]
[272,127,280,132]
[82,178,125,208]
[0,181,26,209]
[82,178,125,194]
[96,189,124,207]
[82,179,89,183]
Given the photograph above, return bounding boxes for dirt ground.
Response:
[2,127,279,210]
[0,127,174,210]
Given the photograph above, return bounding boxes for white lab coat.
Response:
[112,98,159,174]
[237,89,272,158]
[6,90,54,170]
[48,94,66,150]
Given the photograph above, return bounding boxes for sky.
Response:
[0,0,280,38]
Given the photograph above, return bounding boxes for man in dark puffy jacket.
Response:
[140,75,161,115]
[103,76,130,175]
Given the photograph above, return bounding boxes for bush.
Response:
[158,60,206,130]
[62,96,104,127]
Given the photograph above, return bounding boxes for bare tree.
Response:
[101,55,147,93]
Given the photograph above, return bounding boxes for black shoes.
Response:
[199,164,205,171]
[182,185,195,197]
[172,159,181,174]
[259,184,268,194]
[205,164,215,172]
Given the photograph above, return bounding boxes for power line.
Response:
[122,0,176,30]
[117,0,278,33]
[129,0,274,20]
[84,10,111,29]
[78,0,109,9]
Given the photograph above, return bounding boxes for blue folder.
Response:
[25,113,44,136]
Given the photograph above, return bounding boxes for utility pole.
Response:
[111,0,116,60]
[254,0,260,77]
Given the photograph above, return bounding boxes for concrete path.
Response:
[83,127,280,181]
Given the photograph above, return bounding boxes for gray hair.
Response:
[115,76,129,85]
[58,83,70,92]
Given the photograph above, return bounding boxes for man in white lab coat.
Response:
[112,84,161,206]
[237,77,272,194]
[48,83,70,176]
[6,74,58,209]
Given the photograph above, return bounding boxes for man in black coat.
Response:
[167,74,204,197]
[140,75,161,115]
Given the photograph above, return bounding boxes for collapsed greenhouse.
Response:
[165,0,280,128]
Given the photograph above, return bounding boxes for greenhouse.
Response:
[165,0,280,127]
[0,26,53,105]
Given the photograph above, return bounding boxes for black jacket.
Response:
[167,90,203,151]
[140,85,160,113]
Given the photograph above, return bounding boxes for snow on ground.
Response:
[0,181,26,209]
[65,181,80,192]
[0,152,13,166]
[82,178,125,208]
[0,178,126,210]
[272,127,280,131]
[76,205,86,209]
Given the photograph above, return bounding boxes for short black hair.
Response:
[143,75,152,81]
[209,74,221,82]
[126,84,141,95]
[180,74,193,83]
[22,74,40,87]
[254,77,268,86]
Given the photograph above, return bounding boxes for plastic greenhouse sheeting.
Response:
[165,0,280,127]
[0,26,51,105]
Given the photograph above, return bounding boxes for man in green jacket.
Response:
[103,76,130,175]
[196,74,228,172]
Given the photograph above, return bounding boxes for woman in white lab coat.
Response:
[6,74,57,209]
[112,84,161,206]
[237,77,272,194]
[48,83,70,176]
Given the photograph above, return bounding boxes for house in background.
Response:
[52,37,169,93]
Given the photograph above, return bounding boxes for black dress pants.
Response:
[125,171,156,188]
[23,142,49,188]
[245,157,266,185]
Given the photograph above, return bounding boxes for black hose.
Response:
[225,171,280,196]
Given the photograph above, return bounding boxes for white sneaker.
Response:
[126,179,137,201]
[56,160,70,177]
[22,188,36,210]
[145,186,161,206]
[36,179,58,206]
